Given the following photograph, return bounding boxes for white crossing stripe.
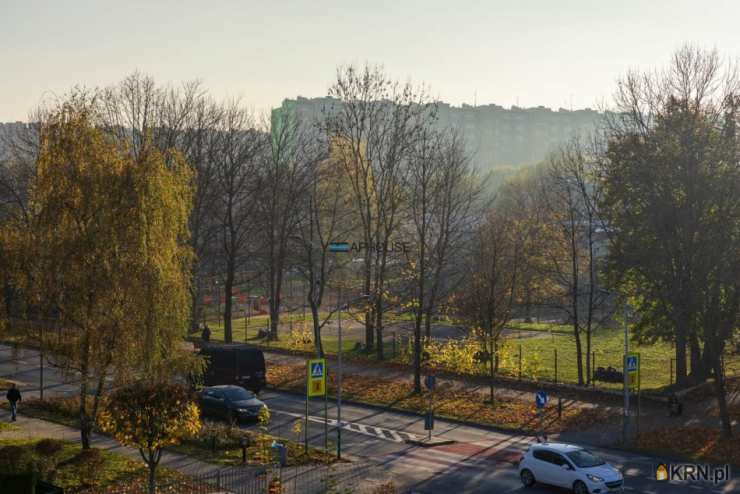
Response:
[272,409,419,443]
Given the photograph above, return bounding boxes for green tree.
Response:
[601,46,739,437]
[19,93,196,447]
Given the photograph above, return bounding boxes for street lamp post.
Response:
[622,303,630,445]
[336,292,369,460]
[337,285,343,460]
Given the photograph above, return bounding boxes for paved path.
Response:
[0,408,245,476]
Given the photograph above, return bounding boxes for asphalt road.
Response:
[1,344,737,494]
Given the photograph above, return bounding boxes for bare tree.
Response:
[254,108,315,340]
[294,134,354,356]
[456,206,523,403]
[539,139,608,385]
[324,64,434,359]
[211,103,265,343]
[406,128,481,392]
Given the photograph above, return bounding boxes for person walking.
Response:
[6,383,21,421]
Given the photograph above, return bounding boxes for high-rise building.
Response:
[274,97,604,169]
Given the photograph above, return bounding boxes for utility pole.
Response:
[622,304,630,445]
[39,325,44,401]
[336,284,343,459]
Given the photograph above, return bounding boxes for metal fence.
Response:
[145,462,385,494]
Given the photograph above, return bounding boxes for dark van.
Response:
[197,343,266,393]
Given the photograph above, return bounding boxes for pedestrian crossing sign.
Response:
[307,358,326,397]
[626,352,640,390]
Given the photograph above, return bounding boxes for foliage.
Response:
[267,362,613,433]
[98,381,200,494]
[174,420,334,467]
[98,382,200,452]
[0,444,37,475]
[1,94,198,448]
[286,322,314,351]
[635,426,740,467]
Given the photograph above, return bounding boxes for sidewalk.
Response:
[0,408,233,476]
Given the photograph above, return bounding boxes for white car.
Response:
[518,442,623,494]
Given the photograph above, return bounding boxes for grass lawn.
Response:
[201,314,402,360]
[172,427,335,467]
[500,328,740,390]
[0,438,188,493]
[507,321,573,334]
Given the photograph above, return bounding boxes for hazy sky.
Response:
[3,0,740,121]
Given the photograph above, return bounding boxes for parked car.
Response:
[197,343,266,392]
[518,442,623,493]
[199,385,267,423]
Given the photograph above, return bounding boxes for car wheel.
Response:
[573,480,589,494]
[520,469,535,487]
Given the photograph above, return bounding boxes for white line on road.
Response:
[271,409,419,443]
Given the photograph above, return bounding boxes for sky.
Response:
[2,0,740,121]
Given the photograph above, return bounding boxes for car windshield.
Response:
[222,388,254,401]
[566,449,605,468]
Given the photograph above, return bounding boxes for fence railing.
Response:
[99,462,386,494]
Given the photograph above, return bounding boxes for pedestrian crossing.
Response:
[374,442,526,473]
[271,409,420,443]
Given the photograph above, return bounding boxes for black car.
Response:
[199,385,267,423]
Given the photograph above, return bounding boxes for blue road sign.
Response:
[328,242,350,253]
[310,361,324,378]
[535,391,548,409]
[424,375,436,390]
[424,412,435,430]
[626,355,638,372]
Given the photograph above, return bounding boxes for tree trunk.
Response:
[712,352,733,438]
[364,258,374,351]
[224,261,235,343]
[148,460,156,494]
[675,321,688,388]
[310,303,323,358]
[79,333,91,450]
[413,311,422,394]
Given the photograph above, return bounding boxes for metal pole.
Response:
[592,351,596,388]
[622,304,630,445]
[554,348,558,384]
[324,383,328,454]
[637,352,641,438]
[518,344,522,380]
[336,285,343,460]
[305,387,309,455]
[39,325,44,401]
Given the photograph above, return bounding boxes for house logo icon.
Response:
[656,463,668,481]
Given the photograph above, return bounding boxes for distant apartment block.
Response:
[275,97,604,168]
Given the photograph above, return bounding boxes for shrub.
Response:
[34,438,64,458]
[0,445,37,475]
[287,323,313,351]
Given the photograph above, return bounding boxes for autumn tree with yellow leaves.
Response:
[99,382,201,494]
[6,92,198,448]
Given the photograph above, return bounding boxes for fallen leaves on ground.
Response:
[635,426,740,467]
[267,363,613,434]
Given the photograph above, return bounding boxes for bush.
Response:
[34,438,65,481]
[287,323,313,351]
[35,438,64,457]
[0,445,37,475]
